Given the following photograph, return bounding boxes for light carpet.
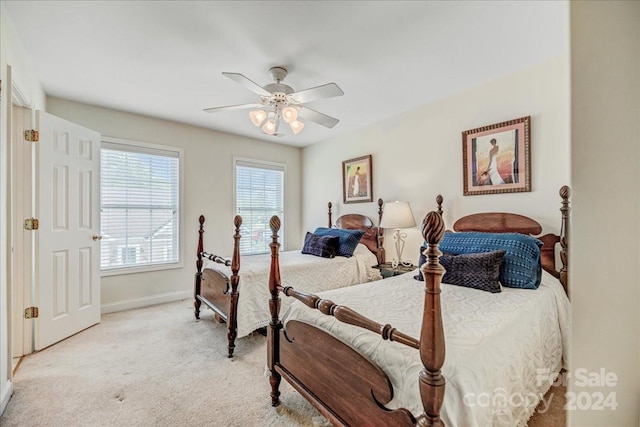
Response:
[1,299,565,426]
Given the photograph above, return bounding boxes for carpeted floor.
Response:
[1,299,565,426]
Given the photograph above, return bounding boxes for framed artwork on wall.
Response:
[462,116,531,196]
[342,155,373,204]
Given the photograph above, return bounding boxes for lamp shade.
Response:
[379,201,416,229]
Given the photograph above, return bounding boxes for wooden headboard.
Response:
[328,198,385,263]
[451,186,570,294]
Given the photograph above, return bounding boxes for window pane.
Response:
[235,162,284,255]
[101,145,180,270]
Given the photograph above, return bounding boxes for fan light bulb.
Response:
[289,120,304,135]
[282,107,298,124]
[262,118,278,135]
[249,110,267,126]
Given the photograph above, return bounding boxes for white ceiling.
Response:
[2,1,568,148]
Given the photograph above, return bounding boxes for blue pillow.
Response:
[301,232,339,258]
[438,231,543,289]
[313,227,364,257]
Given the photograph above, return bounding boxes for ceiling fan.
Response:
[203,66,344,136]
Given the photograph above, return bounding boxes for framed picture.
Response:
[342,155,373,203]
[462,116,531,196]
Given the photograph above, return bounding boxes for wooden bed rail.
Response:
[277,286,420,350]
[268,211,447,425]
[200,252,231,266]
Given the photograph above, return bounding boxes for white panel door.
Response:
[36,111,101,350]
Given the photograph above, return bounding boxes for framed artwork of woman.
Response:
[462,116,531,196]
[342,155,373,203]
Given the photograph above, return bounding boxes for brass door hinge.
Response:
[24,130,39,142]
[24,218,39,230]
[24,307,39,319]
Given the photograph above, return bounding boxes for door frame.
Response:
[10,80,35,358]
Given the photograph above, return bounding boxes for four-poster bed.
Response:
[266,186,571,426]
[194,199,388,357]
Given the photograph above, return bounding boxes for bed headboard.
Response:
[328,198,385,263]
[451,186,570,293]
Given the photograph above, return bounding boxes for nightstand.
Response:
[373,262,416,279]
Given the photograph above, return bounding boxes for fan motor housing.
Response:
[263,83,294,95]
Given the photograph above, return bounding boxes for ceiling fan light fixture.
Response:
[289,120,304,135]
[281,106,298,124]
[262,117,279,135]
[249,109,267,126]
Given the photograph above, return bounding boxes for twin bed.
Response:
[265,187,570,426]
[194,187,570,425]
[194,199,387,357]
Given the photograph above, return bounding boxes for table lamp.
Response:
[379,201,416,268]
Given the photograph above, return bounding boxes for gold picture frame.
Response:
[342,155,373,204]
[462,116,531,196]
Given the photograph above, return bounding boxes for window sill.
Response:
[101,262,184,277]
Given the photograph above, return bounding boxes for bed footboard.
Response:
[268,212,447,426]
[277,320,415,426]
[194,215,243,357]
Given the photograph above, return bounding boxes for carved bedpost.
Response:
[226,215,242,358]
[418,211,446,427]
[267,216,283,406]
[377,198,386,264]
[194,215,205,319]
[559,186,570,295]
[436,195,443,217]
[328,202,333,228]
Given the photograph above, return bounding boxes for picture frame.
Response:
[462,116,531,196]
[342,155,373,204]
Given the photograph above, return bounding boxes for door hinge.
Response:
[24,129,39,142]
[24,218,39,230]
[24,307,39,319]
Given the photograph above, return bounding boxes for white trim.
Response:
[10,80,31,108]
[101,261,184,277]
[0,379,13,416]
[100,290,191,314]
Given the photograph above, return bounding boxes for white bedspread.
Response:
[203,243,381,338]
[282,269,571,427]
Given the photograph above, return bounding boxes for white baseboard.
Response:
[1,379,13,416]
[101,290,192,314]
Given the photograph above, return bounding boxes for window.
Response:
[100,139,181,273]
[235,158,285,255]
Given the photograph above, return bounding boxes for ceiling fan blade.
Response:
[222,72,272,96]
[203,103,264,113]
[298,106,340,129]
[290,83,344,104]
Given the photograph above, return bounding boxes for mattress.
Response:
[203,243,382,337]
[282,269,571,426]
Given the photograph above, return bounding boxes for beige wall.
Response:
[569,1,640,425]
[47,98,302,311]
[302,57,570,265]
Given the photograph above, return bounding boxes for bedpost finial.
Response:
[436,195,443,205]
[199,215,205,225]
[422,211,445,245]
[378,198,383,207]
[234,215,242,228]
[270,215,281,233]
[560,185,570,200]
[328,201,332,209]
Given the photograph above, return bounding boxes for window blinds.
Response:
[100,144,180,270]
[235,160,284,255]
